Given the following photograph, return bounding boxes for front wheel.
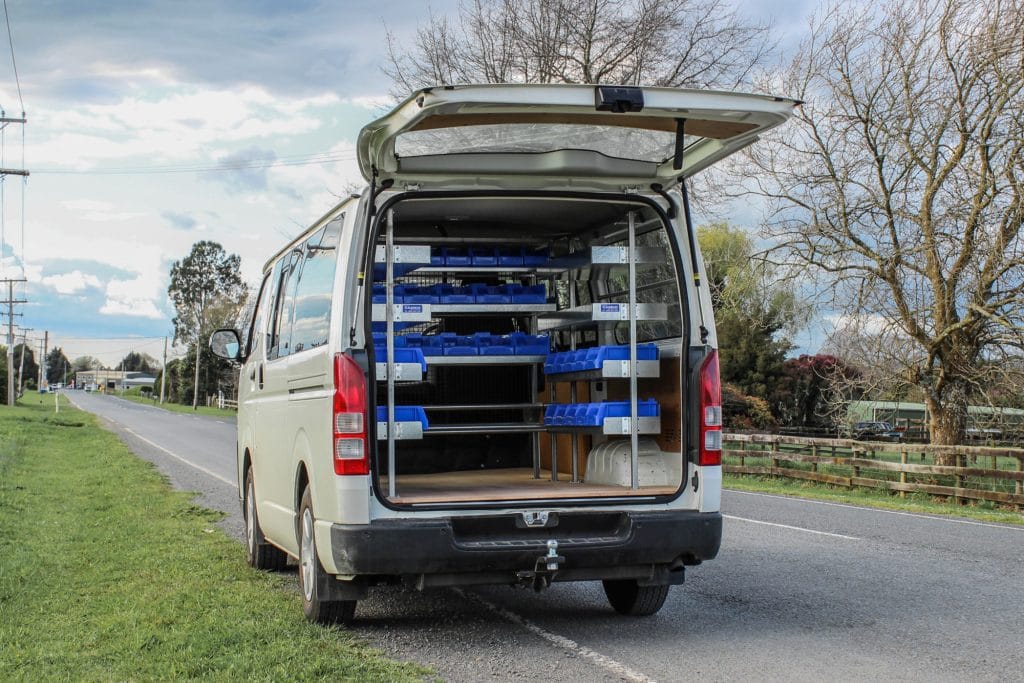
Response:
[298,486,356,624]
[244,468,287,570]
[602,579,670,616]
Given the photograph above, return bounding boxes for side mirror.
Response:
[210,328,243,361]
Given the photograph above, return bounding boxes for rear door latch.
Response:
[521,511,550,527]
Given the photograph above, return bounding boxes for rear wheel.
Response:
[298,486,356,624]
[244,468,287,570]
[602,579,670,616]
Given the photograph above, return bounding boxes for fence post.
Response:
[771,437,780,476]
[900,451,908,499]
[1016,457,1023,512]
[811,444,818,474]
[954,453,964,506]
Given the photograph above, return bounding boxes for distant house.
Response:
[847,400,1024,441]
[75,370,156,391]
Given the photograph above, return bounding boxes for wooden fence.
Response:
[723,433,1024,510]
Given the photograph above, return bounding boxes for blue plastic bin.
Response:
[510,332,549,355]
[509,284,546,304]
[497,247,525,267]
[473,333,515,355]
[373,346,427,371]
[523,248,549,266]
[471,283,512,304]
[419,335,446,357]
[430,283,475,304]
[375,405,429,430]
[442,334,479,356]
[470,247,498,266]
[443,247,471,267]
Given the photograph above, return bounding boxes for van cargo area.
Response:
[369,194,688,505]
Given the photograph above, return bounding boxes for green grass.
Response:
[723,474,1024,526]
[110,391,236,418]
[0,395,428,681]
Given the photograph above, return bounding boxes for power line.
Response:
[32,149,358,176]
[1,0,22,115]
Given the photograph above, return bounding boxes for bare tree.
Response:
[740,0,1024,453]
[385,0,773,95]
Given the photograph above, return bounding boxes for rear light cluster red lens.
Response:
[333,353,369,475]
[699,350,723,466]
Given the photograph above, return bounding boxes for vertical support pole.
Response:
[569,279,579,484]
[900,451,908,498]
[530,314,541,480]
[628,211,639,490]
[548,271,560,482]
[6,281,13,406]
[386,209,397,499]
[160,336,168,404]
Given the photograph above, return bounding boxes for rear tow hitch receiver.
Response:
[517,539,566,592]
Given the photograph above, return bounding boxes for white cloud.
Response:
[41,270,102,295]
[99,278,165,319]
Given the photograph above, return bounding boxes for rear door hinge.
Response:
[404,182,421,191]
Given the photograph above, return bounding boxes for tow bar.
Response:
[516,539,566,592]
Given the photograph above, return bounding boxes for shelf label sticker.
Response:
[403,304,423,313]
[600,303,620,313]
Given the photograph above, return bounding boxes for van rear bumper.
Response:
[328,510,721,581]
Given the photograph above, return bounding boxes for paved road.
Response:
[68,391,1024,682]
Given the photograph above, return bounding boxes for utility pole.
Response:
[160,336,167,404]
[17,327,32,397]
[2,277,27,406]
[42,330,49,391]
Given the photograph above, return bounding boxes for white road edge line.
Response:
[121,426,235,487]
[724,514,860,541]
[453,588,657,683]
[726,489,1024,532]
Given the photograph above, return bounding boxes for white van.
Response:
[211,84,795,624]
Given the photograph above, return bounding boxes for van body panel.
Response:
[358,84,798,188]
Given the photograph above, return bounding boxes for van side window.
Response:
[290,217,343,354]
[267,251,301,360]
[242,272,273,357]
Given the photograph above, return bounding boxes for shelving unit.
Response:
[373,207,667,497]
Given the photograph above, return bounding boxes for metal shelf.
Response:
[428,355,546,366]
[425,424,548,436]
[376,421,424,440]
[537,303,667,332]
[375,362,424,382]
[546,359,660,382]
[422,403,543,411]
[371,303,433,322]
[433,303,557,314]
[545,246,668,270]
[548,416,662,436]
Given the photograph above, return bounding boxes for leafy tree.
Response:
[385,0,772,94]
[742,0,1024,454]
[697,222,805,402]
[45,347,72,385]
[769,354,861,431]
[168,241,245,408]
[117,351,158,374]
[72,355,100,371]
[14,343,38,394]
[722,383,776,430]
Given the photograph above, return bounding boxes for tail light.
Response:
[333,353,369,475]
[699,350,722,466]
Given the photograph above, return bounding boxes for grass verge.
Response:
[106,391,236,418]
[0,395,428,681]
[724,474,1024,526]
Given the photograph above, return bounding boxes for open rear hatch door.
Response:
[358,84,798,190]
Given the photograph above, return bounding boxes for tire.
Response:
[243,468,288,571]
[602,579,671,616]
[298,486,357,625]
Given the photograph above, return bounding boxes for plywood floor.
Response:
[380,467,677,504]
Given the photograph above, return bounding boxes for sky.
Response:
[0,0,818,368]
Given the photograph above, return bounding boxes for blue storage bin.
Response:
[372,262,420,279]
[510,332,549,355]
[443,334,479,356]
[373,346,427,371]
[523,247,549,266]
[509,284,546,304]
[372,321,416,333]
[443,247,471,267]
[429,283,475,303]
[430,247,444,266]
[497,246,525,267]
[400,285,438,304]
[375,405,429,430]
[372,332,386,347]
[471,283,512,304]
[473,333,515,355]
[470,247,498,266]
[419,335,447,356]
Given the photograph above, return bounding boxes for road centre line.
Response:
[724,514,861,540]
[121,426,235,487]
[453,588,657,683]
[726,489,1024,532]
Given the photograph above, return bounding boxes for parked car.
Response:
[211,84,797,624]
[852,421,902,442]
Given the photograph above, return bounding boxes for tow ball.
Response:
[517,539,566,592]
